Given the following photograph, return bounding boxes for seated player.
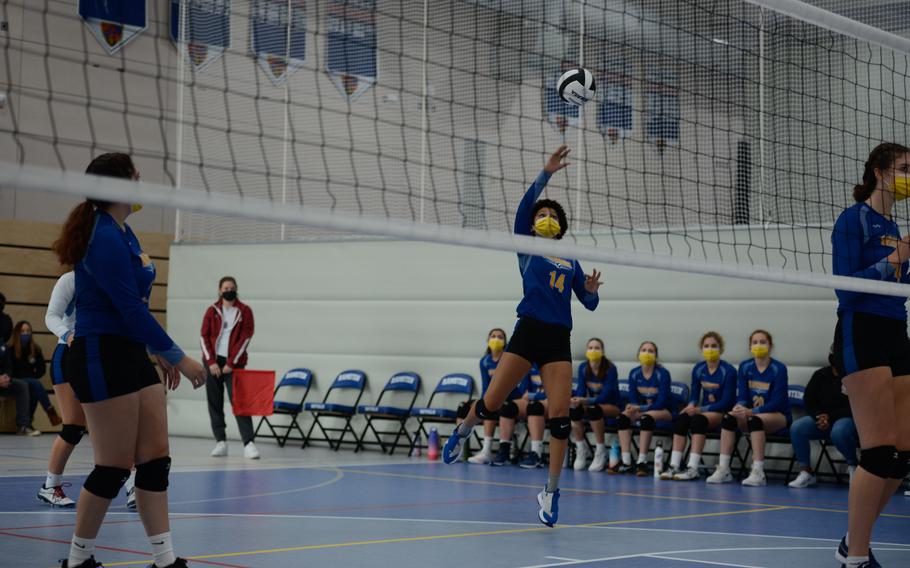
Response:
[569,338,620,471]
[519,366,548,469]
[464,328,508,464]
[491,372,533,466]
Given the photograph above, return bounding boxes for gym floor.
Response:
[1,436,908,567]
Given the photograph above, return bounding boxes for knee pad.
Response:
[549,416,571,440]
[500,400,519,419]
[527,400,545,417]
[639,414,656,432]
[58,424,85,446]
[747,416,764,433]
[690,414,709,435]
[84,465,130,499]
[456,402,470,420]
[891,450,910,479]
[673,414,692,436]
[617,414,632,431]
[586,404,604,421]
[569,405,584,421]
[860,445,899,479]
[721,413,738,431]
[474,399,498,421]
[135,456,172,492]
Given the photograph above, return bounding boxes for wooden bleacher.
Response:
[0,219,171,433]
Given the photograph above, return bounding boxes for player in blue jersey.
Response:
[490,370,532,466]
[442,146,602,526]
[52,154,207,568]
[830,143,910,568]
[663,332,737,481]
[519,366,549,469]
[610,341,673,476]
[569,338,620,471]
[460,328,507,464]
[707,329,790,487]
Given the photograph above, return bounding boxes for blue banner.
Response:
[598,60,633,144]
[326,0,377,101]
[252,0,307,85]
[544,68,579,136]
[645,69,680,150]
[170,0,231,72]
[79,0,147,55]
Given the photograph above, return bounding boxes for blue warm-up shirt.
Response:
[628,365,672,413]
[576,361,620,406]
[514,171,599,329]
[689,360,738,413]
[75,211,184,364]
[480,353,531,400]
[832,202,910,320]
[737,358,790,418]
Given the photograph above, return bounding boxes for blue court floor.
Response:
[1,436,908,567]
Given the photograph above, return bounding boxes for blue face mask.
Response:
[19,334,31,346]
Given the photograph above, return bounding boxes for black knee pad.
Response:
[861,446,899,479]
[84,465,130,499]
[690,414,709,435]
[474,399,498,421]
[500,400,519,419]
[58,424,85,446]
[639,414,656,432]
[456,402,470,420]
[891,450,910,479]
[617,414,632,431]
[673,414,692,436]
[135,456,172,492]
[586,404,604,421]
[721,413,738,431]
[747,416,764,433]
[527,400,545,416]
[569,405,584,421]
[549,416,571,440]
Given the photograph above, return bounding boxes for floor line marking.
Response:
[167,468,344,505]
[647,554,763,568]
[544,557,582,562]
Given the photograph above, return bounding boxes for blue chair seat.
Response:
[305,402,355,414]
[274,401,303,413]
[358,405,410,416]
[411,407,456,418]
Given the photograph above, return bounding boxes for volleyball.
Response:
[556,68,596,106]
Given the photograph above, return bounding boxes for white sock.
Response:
[845,533,849,546]
[687,452,701,469]
[149,532,176,568]
[595,443,605,454]
[575,440,586,450]
[46,471,63,488]
[719,454,731,470]
[531,440,543,455]
[670,451,683,469]
[499,438,510,446]
[622,452,632,466]
[637,452,648,464]
[455,422,473,437]
[481,437,493,453]
[753,460,765,471]
[125,470,136,492]
[68,535,95,566]
[846,556,869,567]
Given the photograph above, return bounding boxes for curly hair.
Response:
[531,199,569,239]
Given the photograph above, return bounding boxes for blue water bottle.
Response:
[428,427,440,461]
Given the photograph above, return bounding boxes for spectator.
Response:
[0,292,12,344]
[7,320,61,429]
[0,342,37,436]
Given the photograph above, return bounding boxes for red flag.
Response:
[231,370,275,417]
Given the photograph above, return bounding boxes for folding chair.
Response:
[356,372,421,454]
[254,368,314,447]
[739,386,804,480]
[303,370,367,451]
[408,373,475,456]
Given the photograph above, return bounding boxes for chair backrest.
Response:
[427,373,475,408]
[618,379,630,406]
[376,372,421,408]
[274,368,313,409]
[670,382,690,410]
[323,370,368,406]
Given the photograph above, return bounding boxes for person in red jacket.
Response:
[201,276,257,459]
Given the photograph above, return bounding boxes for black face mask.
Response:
[221,290,237,302]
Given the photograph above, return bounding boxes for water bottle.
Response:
[427,427,440,461]
[609,439,620,469]
[653,441,665,478]
[414,431,422,457]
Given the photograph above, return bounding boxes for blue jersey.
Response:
[480,353,530,400]
[526,365,545,401]
[628,365,672,413]
[832,203,910,320]
[514,171,599,329]
[576,361,620,406]
[75,211,184,364]
[737,358,790,417]
[690,360,737,413]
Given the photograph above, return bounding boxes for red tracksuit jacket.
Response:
[200,299,254,369]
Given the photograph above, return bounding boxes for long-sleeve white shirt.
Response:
[45,271,76,344]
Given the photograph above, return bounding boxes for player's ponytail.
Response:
[854,142,910,202]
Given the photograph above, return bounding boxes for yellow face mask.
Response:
[488,338,505,353]
[702,348,720,362]
[586,349,603,362]
[131,203,144,213]
[533,216,561,238]
[751,345,770,359]
[638,352,656,366]
[893,176,910,201]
